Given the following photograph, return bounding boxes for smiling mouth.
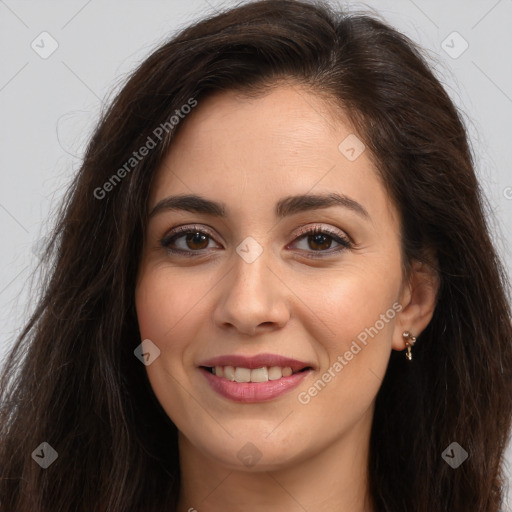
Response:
[201,365,312,383]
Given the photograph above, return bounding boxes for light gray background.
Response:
[1,0,511,507]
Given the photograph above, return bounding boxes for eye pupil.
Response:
[309,233,331,251]
[186,232,209,250]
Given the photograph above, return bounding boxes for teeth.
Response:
[224,366,235,381]
[268,366,283,380]
[281,367,293,377]
[250,367,269,383]
[234,367,251,382]
[211,365,298,382]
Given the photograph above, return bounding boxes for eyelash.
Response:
[159,224,353,259]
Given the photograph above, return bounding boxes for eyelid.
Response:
[292,223,352,244]
[160,224,218,244]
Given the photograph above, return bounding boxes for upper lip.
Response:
[198,353,313,373]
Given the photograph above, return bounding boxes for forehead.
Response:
[149,85,397,227]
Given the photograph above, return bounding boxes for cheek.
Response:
[135,268,204,347]
[136,274,170,345]
[134,270,196,402]
[134,269,203,428]
[301,263,400,348]
[293,264,400,407]
[134,266,222,400]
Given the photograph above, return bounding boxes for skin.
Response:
[135,83,438,512]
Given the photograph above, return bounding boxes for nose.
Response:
[212,248,290,336]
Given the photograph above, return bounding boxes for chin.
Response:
[187,426,312,472]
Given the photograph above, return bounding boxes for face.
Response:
[135,84,408,471]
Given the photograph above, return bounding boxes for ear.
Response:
[392,258,439,352]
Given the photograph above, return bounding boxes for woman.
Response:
[1,0,511,510]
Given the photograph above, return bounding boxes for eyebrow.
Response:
[148,192,370,220]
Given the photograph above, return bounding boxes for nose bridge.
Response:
[213,238,289,333]
[228,231,271,287]
[229,242,275,305]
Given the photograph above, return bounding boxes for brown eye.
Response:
[183,232,209,250]
[160,226,220,256]
[307,233,334,251]
[290,226,353,259]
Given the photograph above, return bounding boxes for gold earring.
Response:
[402,331,417,361]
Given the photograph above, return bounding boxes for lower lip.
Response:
[199,367,311,403]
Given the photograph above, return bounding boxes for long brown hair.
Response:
[1,1,511,510]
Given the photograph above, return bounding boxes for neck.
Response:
[176,409,375,512]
